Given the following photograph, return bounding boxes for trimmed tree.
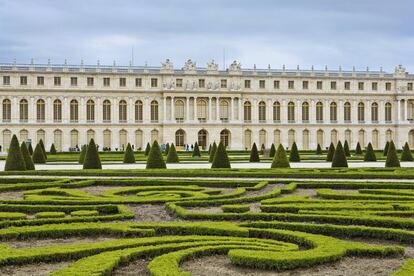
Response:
[123,143,136,163]
[249,143,260,162]
[316,144,323,155]
[146,140,166,169]
[331,141,348,168]
[383,141,390,156]
[364,142,377,162]
[192,142,201,157]
[78,145,88,164]
[355,142,363,155]
[4,135,26,171]
[32,143,46,164]
[211,142,231,168]
[144,142,151,156]
[49,143,57,155]
[207,144,211,155]
[271,144,290,168]
[83,139,102,169]
[28,143,33,155]
[269,143,276,157]
[326,143,335,162]
[165,143,170,155]
[401,142,413,162]
[289,142,300,162]
[21,142,35,170]
[166,143,179,163]
[385,140,400,168]
[39,139,47,160]
[209,142,217,162]
[343,140,351,157]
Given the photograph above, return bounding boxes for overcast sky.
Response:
[1,0,413,72]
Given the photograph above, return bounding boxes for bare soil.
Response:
[113,258,151,276]
[0,191,24,200]
[5,236,115,249]
[0,261,72,276]
[126,204,182,222]
[280,188,318,198]
[76,185,123,196]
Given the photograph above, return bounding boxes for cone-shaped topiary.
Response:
[289,142,300,162]
[326,143,335,162]
[123,143,136,163]
[343,140,351,157]
[192,142,201,157]
[209,142,217,162]
[32,143,46,164]
[166,143,179,163]
[146,140,166,169]
[211,142,231,168]
[401,142,413,162]
[83,139,102,169]
[364,142,377,162]
[165,143,170,155]
[78,145,88,164]
[271,144,290,168]
[49,143,57,155]
[20,142,34,170]
[355,142,363,155]
[316,144,323,155]
[144,142,151,156]
[383,141,390,156]
[4,135,26,171]
[269,143,276,157]
[385,140,400,168]
[28,143,33,155]
[39,139,47,160]
[331,141,348,168]
[249,143,260,162]
[207,144,211,155]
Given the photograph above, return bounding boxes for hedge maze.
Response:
[0,177,413,275]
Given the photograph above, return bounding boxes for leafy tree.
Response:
[49,143,57,155]
[123,143,136,163]
[39,139,47,160]
[4,135,26,171]
[20,142,34,170]
[78,145,88,164]
[209,142,217,162]
[401,142,413,162]
[355,142,363,155]
[83,139,102,169]
[144,142,151,156]
[343,140,351,157]
[192,142,201,157]
[165,143,170,155]
[249,143,260,162]
[166,143,179,163]
[211,142,231,168]
[271,144,290,168]
[385,140,400,168]
[326,143,335,162]
[32,143,46,164]
[289,142,300,162]
[383,141,390,156]
[331,141,348,167]
[28,143,33,155]
[146,140,166,169]
[269,143,276,157]
[316,144,323,155]
[364,142,377,162]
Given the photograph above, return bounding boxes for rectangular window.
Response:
[408,82,413,91]
[302,81,308,90]
[385,82,391,91]
[135,78,142,87]
[316,81,323,90]
[244,80,251,88]
[198,79,205,88]
[221,79,227,88]
[330,81,336,90]
[20,76,27,85]
[54,76,61,86]
[372,82,378,91]
[37,76,44,86]
[274,80,280,89]
[288,80,294,89]
[176,78,183,88]
[103,77,110,87]
[70,77,77,86]
[151,78,158,87]
[259,80,265,89]
[344,81,350,90]
[358,82,364,91]
[3,76,10,85]
[87,77,94,86]
[119,77,126,87]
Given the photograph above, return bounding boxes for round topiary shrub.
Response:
[383,141,390,156]
[144,142,151,156]
[209,142,217,162]
[20,142,35,170]
[39,139,47,160]
[316,144,323,155]
[4,135,26,171]
[249,143,260,162]
[343,140,351,157]
[146,140,166,169]
[355,142,363,155]
[49,143,57,155]
[78,145,88,164]
[192,142,201,157]
[385,140,400,168]
[32,143,46,164]
[166,143,179,163]
[364,142,377,162]
[271,144,290,168]
[331,141,348,168]
[289,142,300,162]
[211,142,231,168]
[401,142,413,162]
[269,143,276,158]
[83,139,102,169]
[123,143,136,164]
[326,143,335,162]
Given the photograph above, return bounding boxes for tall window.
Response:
[103,100,111,122]
[259,129,266,148]
[86,100,95,122]
[174,100,185,121]
[220,129,230,148]
[119,130,128,149]
[2,99,11,122]
[331,130,338,145]
[317,129,324,148]
[273,101,281,122]
[151,129,159,143]
[70,99,78,122]
[119,100,127,122]
[244,101,251,122]
[244,129,252,149]
[19,129,28,142]
[175,129,185,147]
[345,129,352,146]
[358,102,365,122]
[135,130,143,150]
[53,100,62,122]
[198,129,208,149]
[37,129,45,145]
[274,130,281,146]
[19,99,28,122]
[197,99,207,121]
[358,130,365,146]
[3,130,11,151]
[54,130,62,151]
[385,102,392,122]
[150,100,159,122]
[135,100,143,122]
[344,102,351,122]
[386,129,393,142]
[86,129,95,144]
[103,129,111,148]
[36,99,45,122]
[302,129,310,150]
[287,102,295,122]
[330,102,337,121]
[258,101,266,122]
[288,129,295,148]
[220,100,229,121]
[302,102,309,122]
[316,102,323,122]
[371,102,378,122]
[372,130,379,149]
[70,130,79,148]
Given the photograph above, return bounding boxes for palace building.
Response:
[0,59,414,152]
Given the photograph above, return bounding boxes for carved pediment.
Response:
[183,59,197,73]
[228,60,242,74]
[207,60,218,74]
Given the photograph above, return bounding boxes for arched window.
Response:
[119,129,128,149]
[175,129,185,147]
[409,130,414,148]
[244,101,252,122]
[258,101,266,122]
[69,130,78,148]
[220,129,230,148]
[220,100,229,121]
[19,129,28,142]
[358,102,365,122]
[288,129,295,148]
[302,102,309,122]
[198,129,208,149]
[103,129,111,149]
[316,102,323,122]
[331,129,338,145]
[197,99,207,121]
[103,100,111,122]
[372,129,379,149]
[273,101,281,122]
[135,100,143,122]
[317,129,324,148]
[174,100,185,121]
[86,100,95,122]
[2,99,11,122]
[330,102,337,122]
[287,102,295,122]
[70,99,78,122]
[37,99,45,122]
[303,129,310,150]
[358,129,365,147]
[151,100,159,122]
[3,130,11,151]
[371,102,378,122]
[135,130,143,150]
[344,102,351,122]
[86,129,95,144]
[386,129,393,142]
[119,100,127,122]
[37,129,45,145]
[385,102,392,122]
[53,99,62,122]
[20,99,28,122]
[151,129,159,143]
[244,129,252,150]
[259,129,266,148]
[345,129,352,146]
[54,129,62,151]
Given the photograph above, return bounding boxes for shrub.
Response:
[209,142,217,162]
[343,140,351,157]
[4,135,26,171]
[36,212,65,219]
[166,143,179,163]
[20,142,35,170]
[49,143,57,155]
[364,142,377,162]
[385,141,400,168]
[32,143,46,164]
[211,142,231,168]
[39,139,47,160]
[271,144,290,168]
[146,140,166,169]
[208,144,211,155]
[192,142,201,157]
[83,139,102,169]
[289,142,300,162]
[331,141,348,167]
[78,145,88,164]
[401,142,413,162]
[249,143,260,162]
[144,142,151,156]
[316,144,323,155]
[383,141,390,156]
[269,143,276,157]
[165,143,170,155]
[28,143,33,155]
[123,143,136,164]
[355,142,362,155]
[326,143,335,161]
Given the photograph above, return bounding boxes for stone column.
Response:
[238,98,242,122]
[186,97,190,122]
[170,96,174,122]
[395,100,400,123]
[230,97,234,121]
[216,97,220,121]
[208,97,212,122]
[194,97,198,122]
[163,96,167,123]
[405,99,408,121]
